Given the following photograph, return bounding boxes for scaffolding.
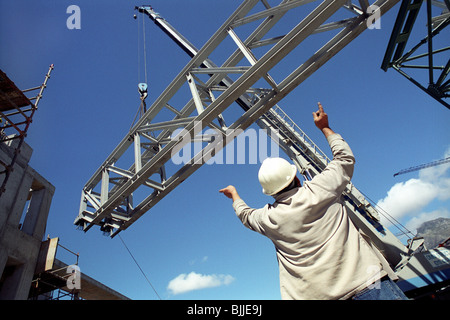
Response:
[0,65,54,195]
[29,238,81,300]
[28,237,129,300]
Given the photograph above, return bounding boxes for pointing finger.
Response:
[317,102,324,113]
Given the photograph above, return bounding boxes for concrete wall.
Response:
[0,137,55,299]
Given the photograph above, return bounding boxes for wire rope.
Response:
[358,189,416,240]
[136,12,149,84]
[132,13,150,129]
[137,12,141,84]
[118,234,162,300]
[142,13,148,85]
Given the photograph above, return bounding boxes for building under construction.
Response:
[0,68,129,300]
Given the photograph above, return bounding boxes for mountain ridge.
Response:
[416,217,450,249]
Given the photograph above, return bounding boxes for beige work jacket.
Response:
[233,134,386,299]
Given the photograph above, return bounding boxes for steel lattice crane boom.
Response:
[74,0,450,299]
[381,0,450,109]
[75,0,399,236]
[132,2,410,269]
[394,156,450,176]
[74,0,407,263]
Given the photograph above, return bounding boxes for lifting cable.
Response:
[132,13,150,129]
[141,13,149,85]
[136,13,149,85]
[118,234,162,300]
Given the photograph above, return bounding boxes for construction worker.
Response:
[220,103,408,300]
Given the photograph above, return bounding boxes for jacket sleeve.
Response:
[306,133,355,198]
[232,199,269,234]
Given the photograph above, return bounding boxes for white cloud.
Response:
[167,272,235,295]
[377,178,439,221]
[376,148,450,229]
[189,256,208,266]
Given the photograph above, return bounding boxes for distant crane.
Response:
[394,156,450,177]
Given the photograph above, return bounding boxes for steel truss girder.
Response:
[381,0,450,109]
[75,0,401,244]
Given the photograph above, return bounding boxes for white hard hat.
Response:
[258,157,297,195]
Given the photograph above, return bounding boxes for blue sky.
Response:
[1,0,449,300]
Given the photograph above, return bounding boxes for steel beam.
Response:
[75,0,402,250]
[381,0,450,109]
